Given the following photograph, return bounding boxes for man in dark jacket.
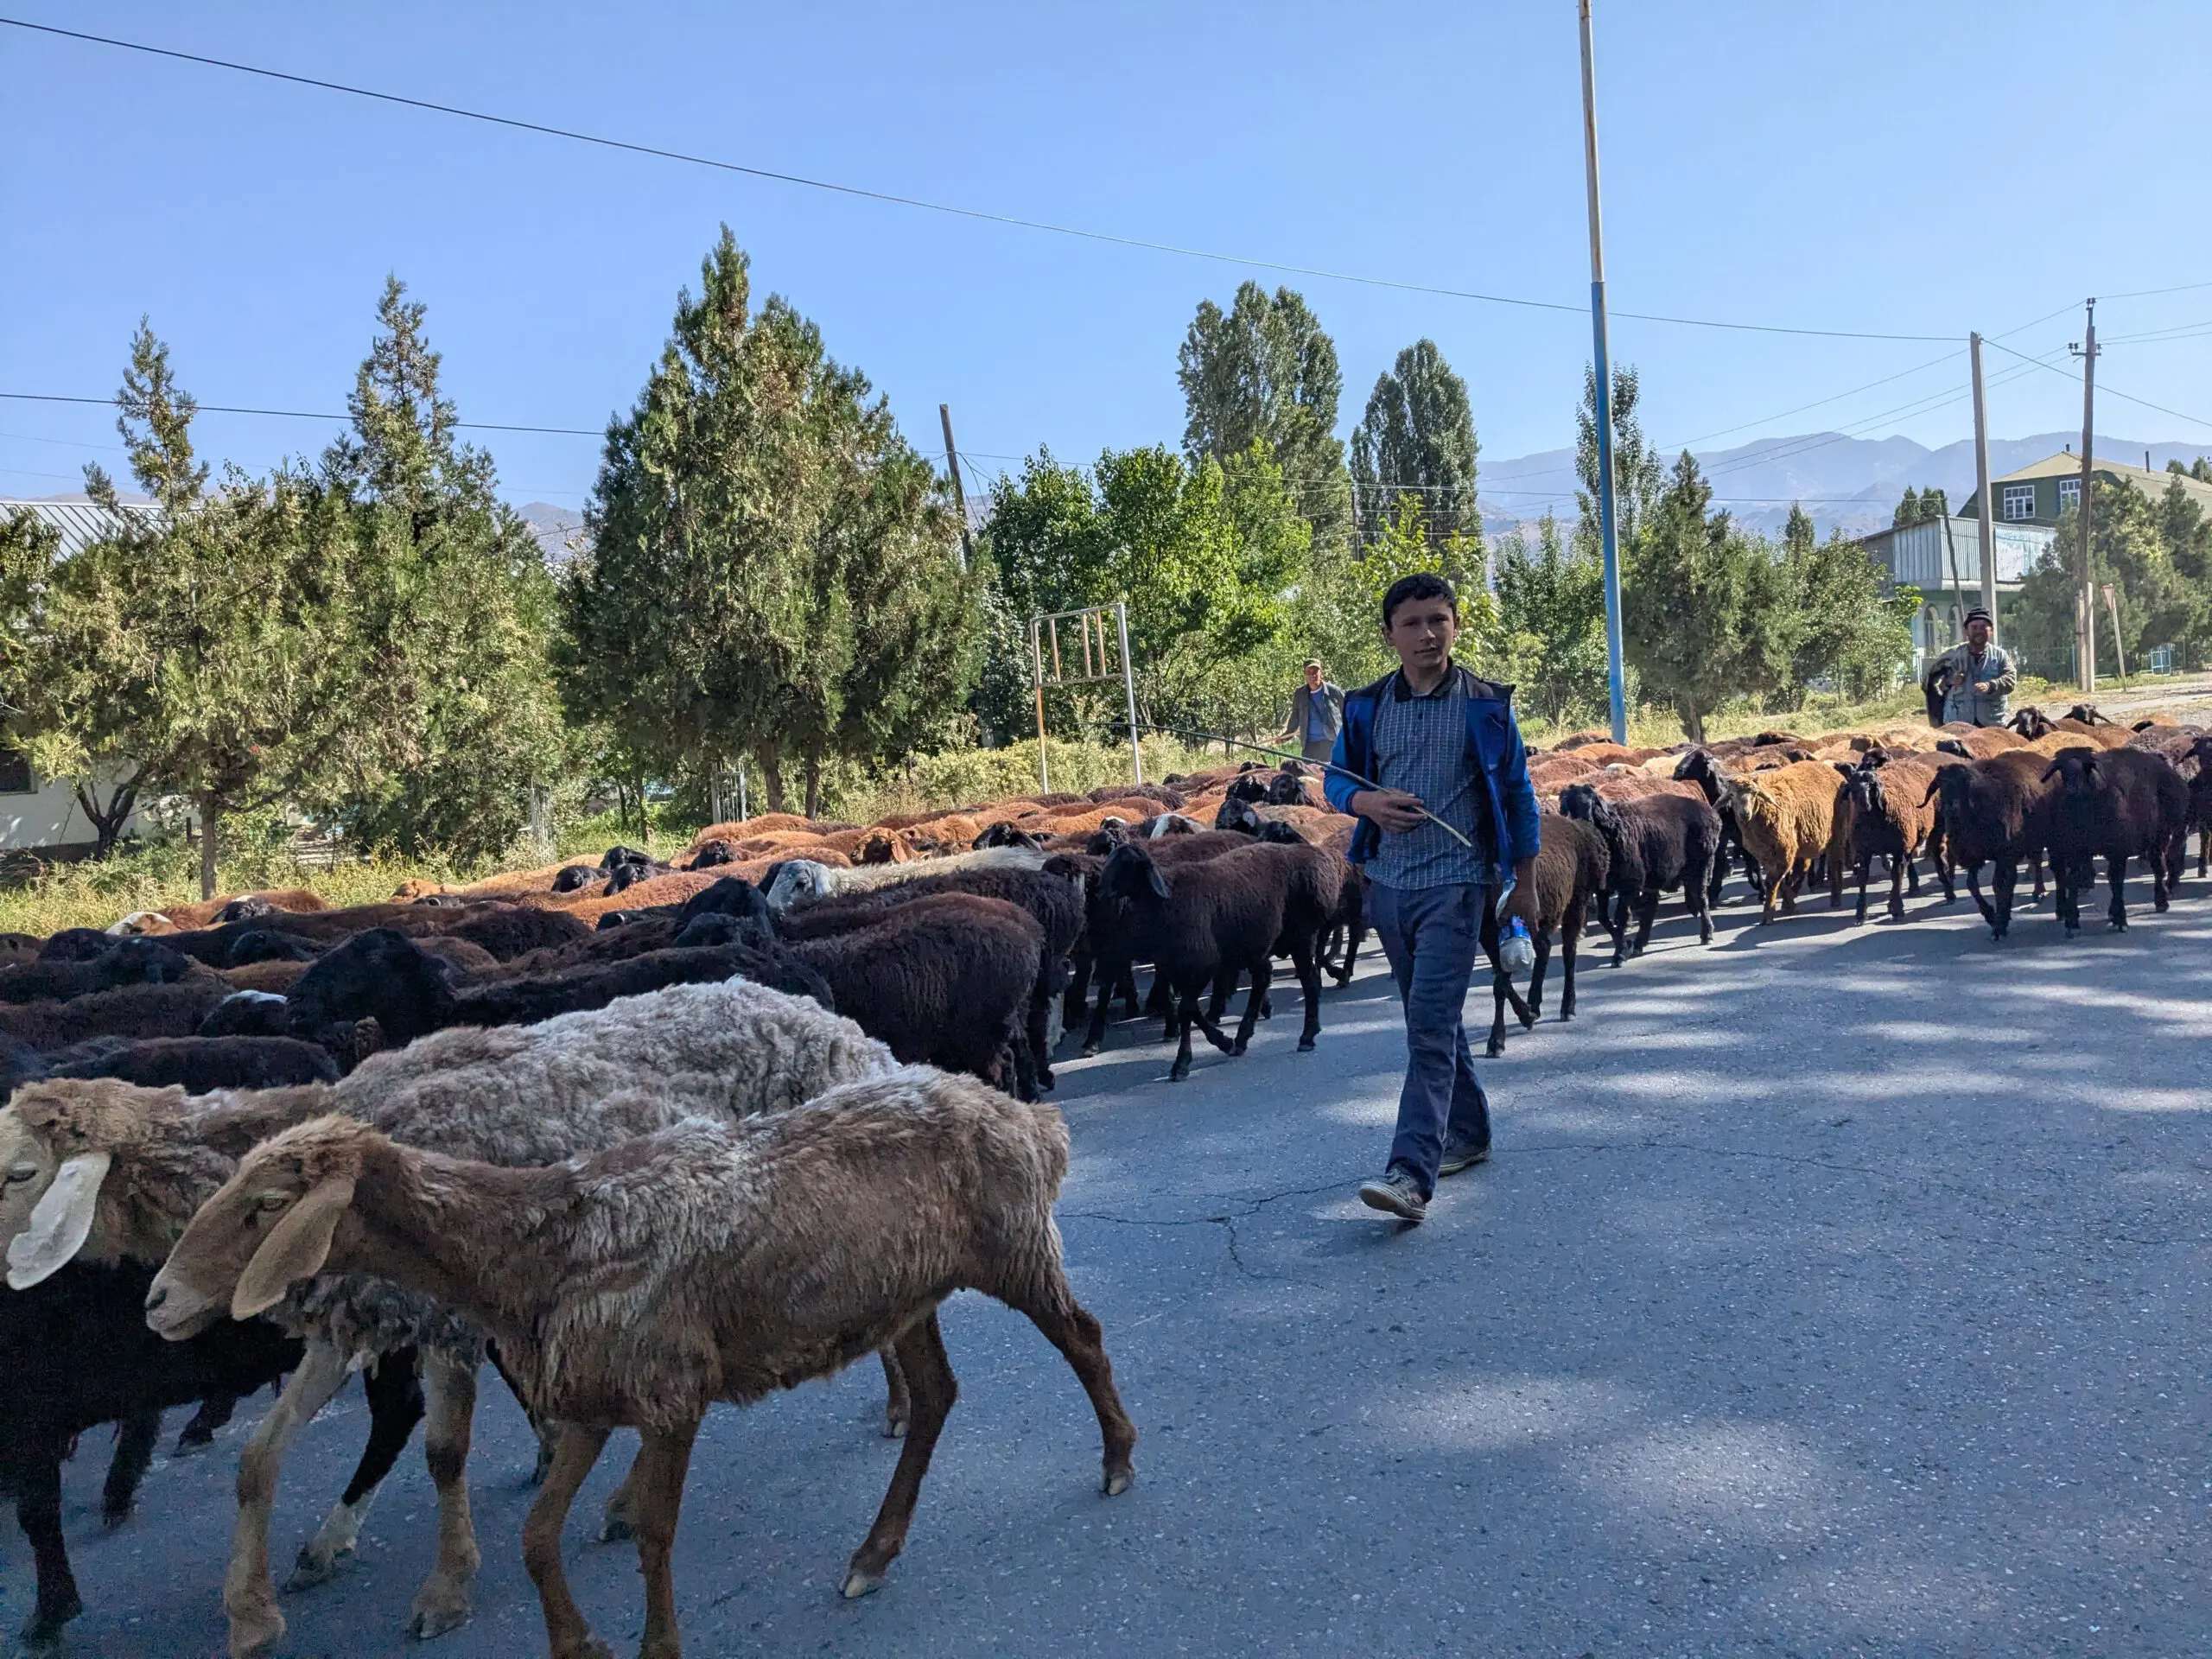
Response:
[1282,659,1345,765]
[1323,574,1541,1224]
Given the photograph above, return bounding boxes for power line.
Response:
[0,389,601,436]
[1980,337,2212,430]
[0,15,1967,344]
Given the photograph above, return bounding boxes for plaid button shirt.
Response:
[1365,670,1497,890]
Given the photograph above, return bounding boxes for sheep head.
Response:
[1,1078,196,1287]
[1670,748,1714,787]
[1099,844,1171,904]
[2007,708,2054,739]
[1215,796,1263,836]
[2040,747,2102,799]
[1224,772,1271,804]
[2064,703,2112,726]
[1263,771,1306,806]
[148,1115,375,1338]
[763,858,836,913]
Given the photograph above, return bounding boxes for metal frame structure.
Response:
[1028,601,1142,791]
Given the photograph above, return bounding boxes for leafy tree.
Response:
[1783,502,1816,555]
[2015,478,2206,677]
[568,229,979,816]
[1351,340,1479,543]
[2156,472,2212,588]
[1573,362,1667,560]
[30,328,365,891]
[1493,512,1609,728]
[980,440,1306,739]
[1891,486,1948,527]
[1178,283,1351,550]
[1289,498,1496,696]
[1623,452,1797,742]
[317,279,563,862]
[1783,524,1914,700]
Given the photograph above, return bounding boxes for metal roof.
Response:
[0,498,162,556]
[1988,453,2212,514]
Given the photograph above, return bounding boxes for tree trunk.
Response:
[197,792,219,901]
[802,752,823,822]
[1680,697,1706,746]
[755,740,787,815]
[74,771,143,860]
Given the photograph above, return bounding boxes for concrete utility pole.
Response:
[1969,332,1999,638]
[1577,0,1630,744]
[2070,302,2100,691]
[939,404,973,570]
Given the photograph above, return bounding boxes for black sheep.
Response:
[0,1262,425,1651]
[550,863,602,893]
[1923,751,2056,941]
[781,893,1046,1096]
[1485,811,1609,1057]
[0,940,192,1004]
[1082,841,1338,1080]
[2038,747,2189,934]
[196,988,293,1039]
[0,981,230,1055]
[442,903,590,962]
[685,840,740,870]
[45,1034,340,1090]
[1557,785,1720,965]
[772,865,1083,1090]
[1671,747,1756,903]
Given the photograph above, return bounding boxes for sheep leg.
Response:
[1007,1288,1137,1497]
[1630,889,1660,957]
[101,1407,162,1527]
[1290,935,1325,1052]
[1529,927,1553,1018]
[1168,996,1199,1083]
[2152,838,2174,912]
[226,1337,351,1659]
[1605,887,1630,966]
[2029,848,2046,901]
[628,1419,700,1659]
[1061,946,1094,1032]
[1904,851,1923,896]
[1993,857,2019,940]
[405,1353,483,1640]
[1853,853,1872,925]
[2107,851,2129,931]
[1079,955,1122,1056]
[1558,901,1580,1020]
[177,1391,241,1452]
[1688,857,1714,945]
[16,1452,81,1646]
[876,1348,912,1438]
[1887,852,1909,924]
[1335,889,1369,985]
[1027,967,1057,1091]
[844,1312,959,1598]
[1963,861,1995,928]
[290,1347,425,1589]
[521,1422,613,1659]
[1486,969,1510,1058]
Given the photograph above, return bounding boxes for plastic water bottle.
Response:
[1500,914,1536,976]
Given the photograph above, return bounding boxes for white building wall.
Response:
[0,769,153,853]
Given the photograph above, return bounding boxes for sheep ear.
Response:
[1832,762,1857,779]
[232,1177,354,1319]
[1918,778,1942,807]
[2039,760,2063,782]
[5,1151,111,1289]
[1146,861,1171,900]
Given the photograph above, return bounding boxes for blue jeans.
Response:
[1367,880,1492,1198]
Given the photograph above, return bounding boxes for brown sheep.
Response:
[1831,756,1950,922]
[147,1074,1137,1657]
[1717,760,1848,922]
[1938,722,2029,757]
[134,889,328,932]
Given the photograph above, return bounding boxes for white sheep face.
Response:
[765,859,833,913]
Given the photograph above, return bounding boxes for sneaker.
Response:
[1357,1169,1427,1222]
[1437,1138,1491,1176]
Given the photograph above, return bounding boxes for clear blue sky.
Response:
[3,1,2207,519]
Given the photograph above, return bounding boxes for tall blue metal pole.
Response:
[1578,0,1629,743]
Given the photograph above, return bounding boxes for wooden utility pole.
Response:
[1969,332,1999,637]
[1577,0,1630,744]
[939,404,974,570]
[2071,301,2099,690]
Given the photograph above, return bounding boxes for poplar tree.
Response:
[1351,340,1479,543]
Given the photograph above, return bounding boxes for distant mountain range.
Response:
[1481,432,2212,541]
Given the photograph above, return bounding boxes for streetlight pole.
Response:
[1578,0,1629,744]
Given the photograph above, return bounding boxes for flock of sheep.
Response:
[0,702,2202,1656]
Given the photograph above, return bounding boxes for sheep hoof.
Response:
[842,1569,885,1599]
[1103,1467,1134,1497]
[227,1604,287,1659]
[1168,1064,1191,1083]
[407,1592,474,1640]
[883,1410,909,1440]
[1229,1039,1249,1057]
[287,1550,342,1591]
[1078,1043,1100,1059]
[1034,1067,1056,1090]
[1296,1035,1316,1052]
[19,1589,82,1649]
[1485,1042,1503,1059]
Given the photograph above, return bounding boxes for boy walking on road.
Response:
[1322,574,1541,1224]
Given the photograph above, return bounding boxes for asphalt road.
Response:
[10,876,2212,1657]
